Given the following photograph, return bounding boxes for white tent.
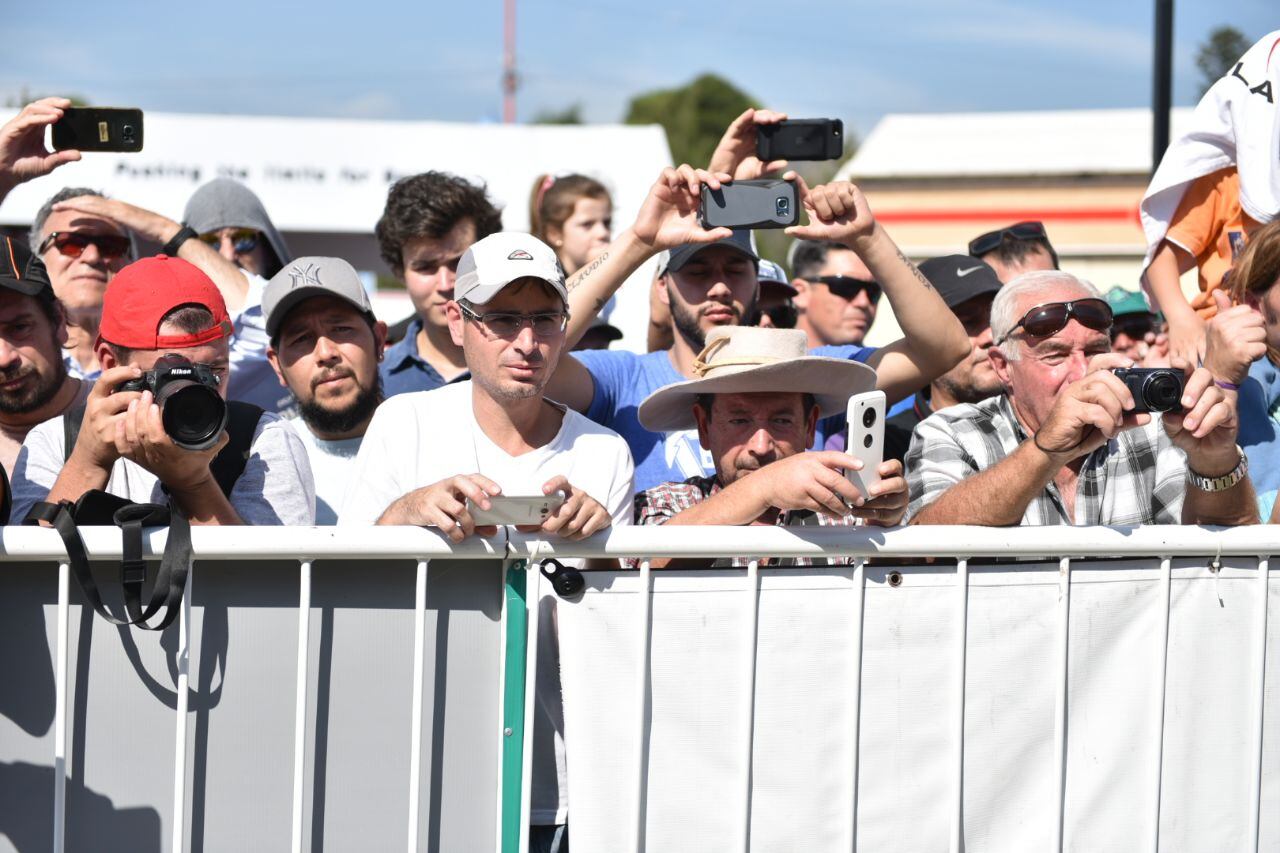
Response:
[0,111,673,351]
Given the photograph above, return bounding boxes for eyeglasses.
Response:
[1111,315,1158,341]
[199,228,260,254]
[996,298,1113,345]
[968,221,1049,257]
[458,302,569,338]
[810,275,881,303]
[38,231,132,261]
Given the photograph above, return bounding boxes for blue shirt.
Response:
[573,343,879,494]
[380,316,469,399]
[1237,356,1280,518]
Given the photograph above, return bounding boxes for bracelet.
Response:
[160,224,198,257]
[1187,446,1248,493]
[1214,379,1241,391]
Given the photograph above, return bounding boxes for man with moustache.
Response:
[264,257,387,524]
[882,255,1004,465]
[0,237,89,482]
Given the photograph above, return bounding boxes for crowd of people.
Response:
[2,89,1277,849]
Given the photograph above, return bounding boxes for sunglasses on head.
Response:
[38,231,132,261]
[997,298,1113,345]
[968,221,1048,257]
[199,228,260,254]
[811,275,881,303]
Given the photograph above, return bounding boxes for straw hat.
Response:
[638,326,876,431]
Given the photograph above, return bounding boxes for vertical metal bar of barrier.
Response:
[949,558,969,853]
[844,559,867,853]
[631,559,653,853]
[1248,556,1271,853]
[171,563,193,853]
[52,561,70,853]
[1148,556,1173,853]
[290,560,313,853]
[406,559,429,853]
[1051,557,1071,853]
[737,559,762,853]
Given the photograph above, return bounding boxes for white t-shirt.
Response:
[339,381,635,825]
[9,410,316,526]
[288,418,362,525]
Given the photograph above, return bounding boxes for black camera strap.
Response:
[25,497,192,631]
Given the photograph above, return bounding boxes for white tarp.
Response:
[558,560,1279,852]
[0,111,674,350]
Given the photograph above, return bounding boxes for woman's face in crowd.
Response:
[551,197,611,275]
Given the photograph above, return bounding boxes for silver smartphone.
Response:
[467,495,565,526]
[845,390,886,499]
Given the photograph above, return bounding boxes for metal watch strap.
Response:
[160,224,198,257]
[1186,447,1248,493]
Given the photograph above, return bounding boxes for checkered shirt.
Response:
[633,475,857,567]
[904,394,1188,525]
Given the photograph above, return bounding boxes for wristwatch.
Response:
[160,224,198,257]
[1186,446,1249,493]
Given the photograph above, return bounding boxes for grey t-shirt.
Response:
[9,410,316,525]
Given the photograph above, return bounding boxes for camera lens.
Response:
[122,125,135,137]
[862,407,877,428]
[157,381,228,450]
[776,197,790,217]
[1142,372,1183,412]
[863,433,873,449]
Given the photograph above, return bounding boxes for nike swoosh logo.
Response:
[956,266,984,277]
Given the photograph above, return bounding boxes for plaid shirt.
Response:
[633,475,857,567]
[904,394,1187,525]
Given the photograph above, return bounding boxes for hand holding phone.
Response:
[52,107,144,153]
[845,391,886,500]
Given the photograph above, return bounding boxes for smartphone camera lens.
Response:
[776,196,790,218]
[862,408,877,428]
[122,125,135,139]
[862,433,873,449]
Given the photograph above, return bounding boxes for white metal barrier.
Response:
[1,524,1276,853]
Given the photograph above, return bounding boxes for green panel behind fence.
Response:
[500,561,529,853]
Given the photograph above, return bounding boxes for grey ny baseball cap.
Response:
[264,256,375,338]
[455,232,567,306]
[657,229,759,276]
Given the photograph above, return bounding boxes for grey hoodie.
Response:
[182,179,293,273]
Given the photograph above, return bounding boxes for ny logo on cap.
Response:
[288,263,323,289]
[508,250,534,261]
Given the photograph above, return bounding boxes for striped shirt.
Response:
[904,394,1188,526]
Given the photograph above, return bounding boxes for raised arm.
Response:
[784,178,969,403]
[50,195,251,313]
[0,98,82,206]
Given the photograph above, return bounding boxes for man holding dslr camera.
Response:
[905,270,1257,527]
[10,256,314,525]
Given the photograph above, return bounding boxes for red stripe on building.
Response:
[874,207,1141,224]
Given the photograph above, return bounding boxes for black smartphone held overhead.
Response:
[756,118,843,162]
[51,107,144,153]
[700,179,799,230]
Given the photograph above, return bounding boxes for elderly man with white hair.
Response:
[904,270,1258,526]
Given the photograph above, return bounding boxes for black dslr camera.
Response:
[118,355,228,451]
[1111,367,1185,414]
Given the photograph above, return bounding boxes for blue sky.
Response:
[2,0,1275,138]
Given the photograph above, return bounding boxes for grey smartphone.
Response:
[700,179,799,230]
[467,495,565,526]
[756,119,843,161]
[51,107,144,153]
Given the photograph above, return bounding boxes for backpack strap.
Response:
[209,401,264,497]
[62,401,86,465]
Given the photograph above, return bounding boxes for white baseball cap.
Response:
[454,232,568,306]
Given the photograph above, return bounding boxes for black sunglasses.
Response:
[1111,315,1158,341]
[968,221,1048,257]
[811,275,881,303]
[38,231,132,261]
[997,298,1113,345]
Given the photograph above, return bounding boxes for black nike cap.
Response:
[917,255,1002,310]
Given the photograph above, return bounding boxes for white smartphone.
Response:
[845,390,886,500]
[467,495,565,526]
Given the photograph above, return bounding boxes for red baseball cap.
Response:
[98,255,232,349]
